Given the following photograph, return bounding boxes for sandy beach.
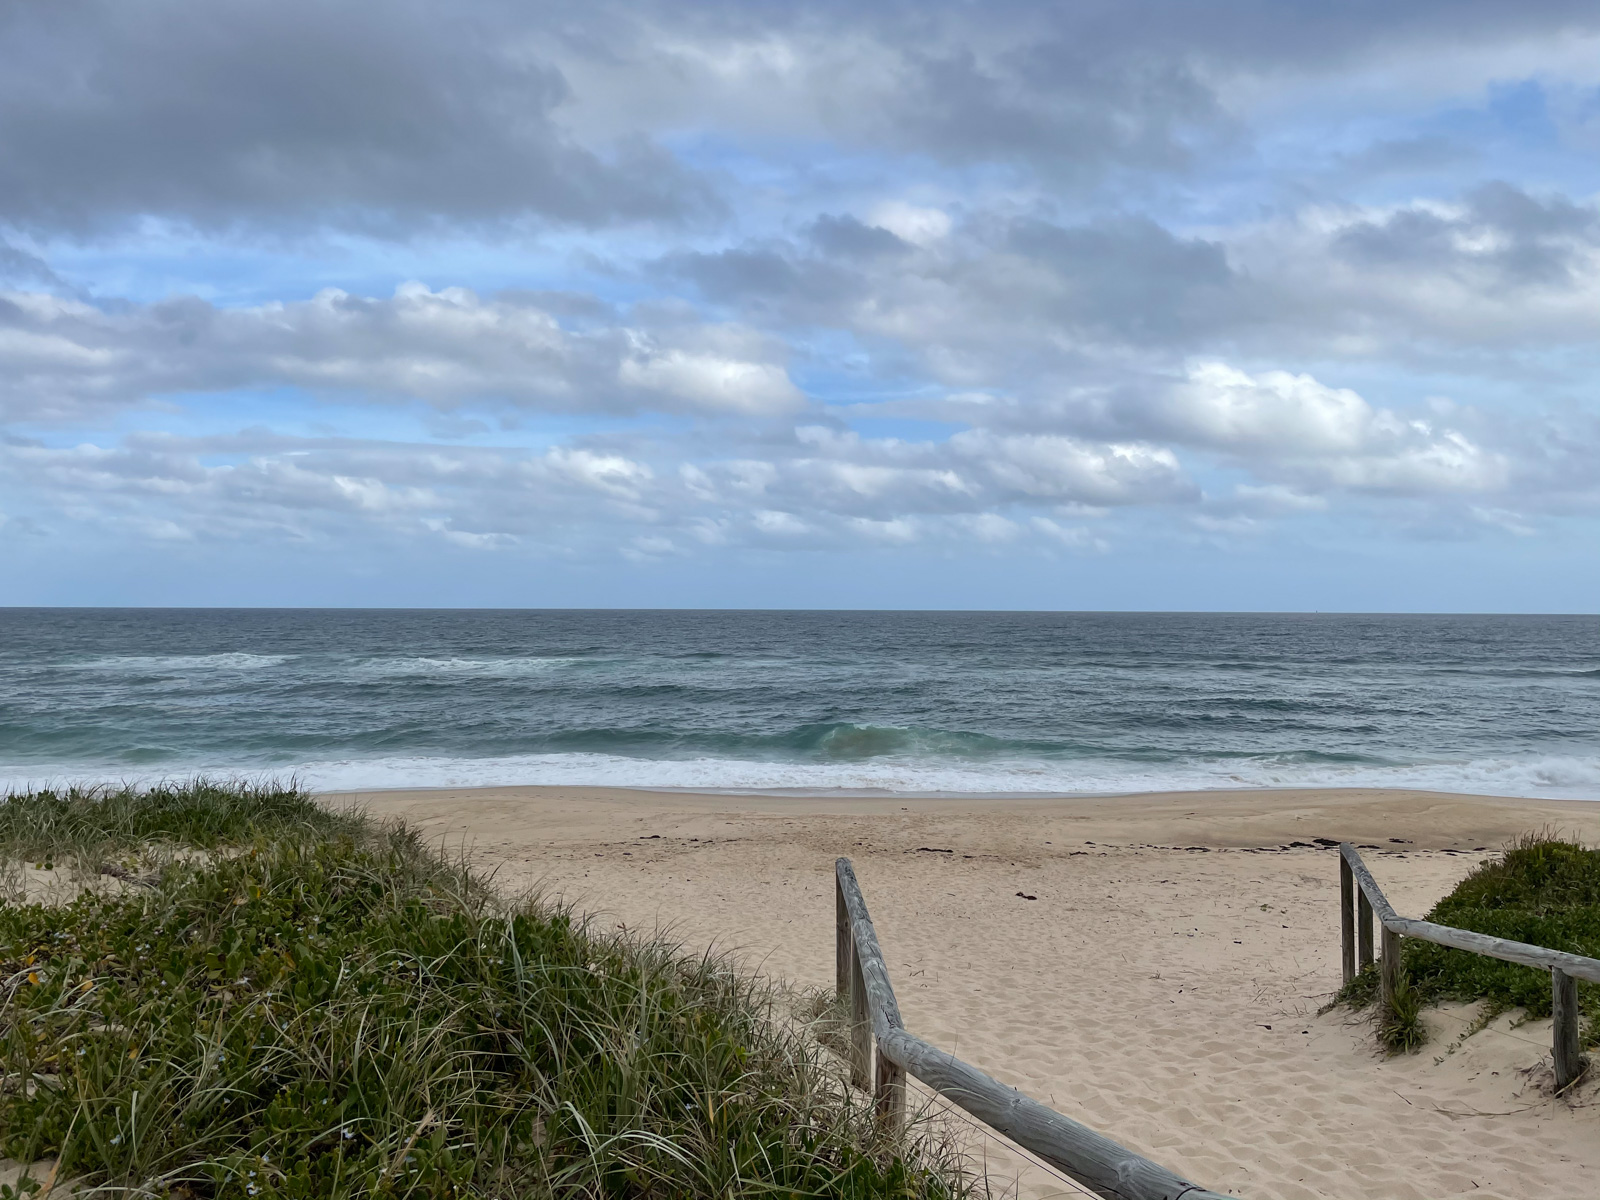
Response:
[327,785,1600,1200]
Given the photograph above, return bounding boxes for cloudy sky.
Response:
[2,0,1597,610]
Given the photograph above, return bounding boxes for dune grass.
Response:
[0,781,360,867]
[0,782,964,1200]
[1339,835,1600,1053]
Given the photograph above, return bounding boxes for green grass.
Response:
[1338,835,1600,1053]
[0,781,360,866]
[1375,972,1426,1054]
[1405,835,1600,1038]
[0,783,964,1200]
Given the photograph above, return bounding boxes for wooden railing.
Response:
[1338,842,1597,1090]
[835,858,1230,1200]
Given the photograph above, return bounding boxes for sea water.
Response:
[0,609,1596,799]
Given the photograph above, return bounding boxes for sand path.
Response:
[329,786,1600,1200]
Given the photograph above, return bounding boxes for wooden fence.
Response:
[1338,842,1597,1090]
[835,857,1230,1200]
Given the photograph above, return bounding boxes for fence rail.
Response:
[1338,842,1596,1090]
[835,858,1230,1200]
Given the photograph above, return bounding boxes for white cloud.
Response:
[1190,513,1264,536]
[543,448,654,500]
[0,283,805,423]
[954,512,1021,542]
[1159,362,1509,496]
[950,430,1194,505]
[869,201,952,246]
[671,185,1600,401]
[845,515,920,544]
[1164,363,1375,453]
[1225,186,1600,352]
[752,509,810,537]
[618,347,803,414]
[1031,516,1106,550]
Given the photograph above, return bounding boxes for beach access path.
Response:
[325,785,1600,1200]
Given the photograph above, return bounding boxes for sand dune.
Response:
[329,785,1600,1199]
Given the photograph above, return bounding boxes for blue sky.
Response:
[2,0,1598,610]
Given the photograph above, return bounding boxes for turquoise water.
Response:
[1,609,1596,798]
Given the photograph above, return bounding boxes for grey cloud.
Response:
[566,1,1600,181]
[0,0,716,236]
[0,240,67,290]
[807,216,913,261]
[1334,182,1600,288]
[1336,135,1477,180]
[8,0,1599,242]
[1223,185,1600,358]
[819,0,1600,69]
[837,39,1223,179]
[672,184,1600,389]
[993,216,1234,343]
[666,245,820,312]
[668,211,1240,350]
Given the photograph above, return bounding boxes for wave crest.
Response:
[75,653,292,672]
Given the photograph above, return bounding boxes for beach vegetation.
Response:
[1375,973,1426,1054]
[1330,962,1377,1011]
[1404,835,1600,1039]
[0,780,360,863]
[0,781,964,1200]
[1335,835,1600,1056]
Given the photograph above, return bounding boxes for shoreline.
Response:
[324,783,1600,850]
[14,760,1598,806]
[330,779,1600,801]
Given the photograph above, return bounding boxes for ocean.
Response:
[0,609,1596,799]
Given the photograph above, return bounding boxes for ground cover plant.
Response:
[0,782,963,1200]
[1339,835,1600,1055]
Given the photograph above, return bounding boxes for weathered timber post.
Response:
[874,1043,905,1129]
[1340,852,1356,985]
[1553,968,1585,1092]
[1358,890,1374,971]
[836,871,850,1000]
[1380,925,1401,1011]
[849,934,872,1090]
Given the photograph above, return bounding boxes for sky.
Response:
[2,0,1598,611]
